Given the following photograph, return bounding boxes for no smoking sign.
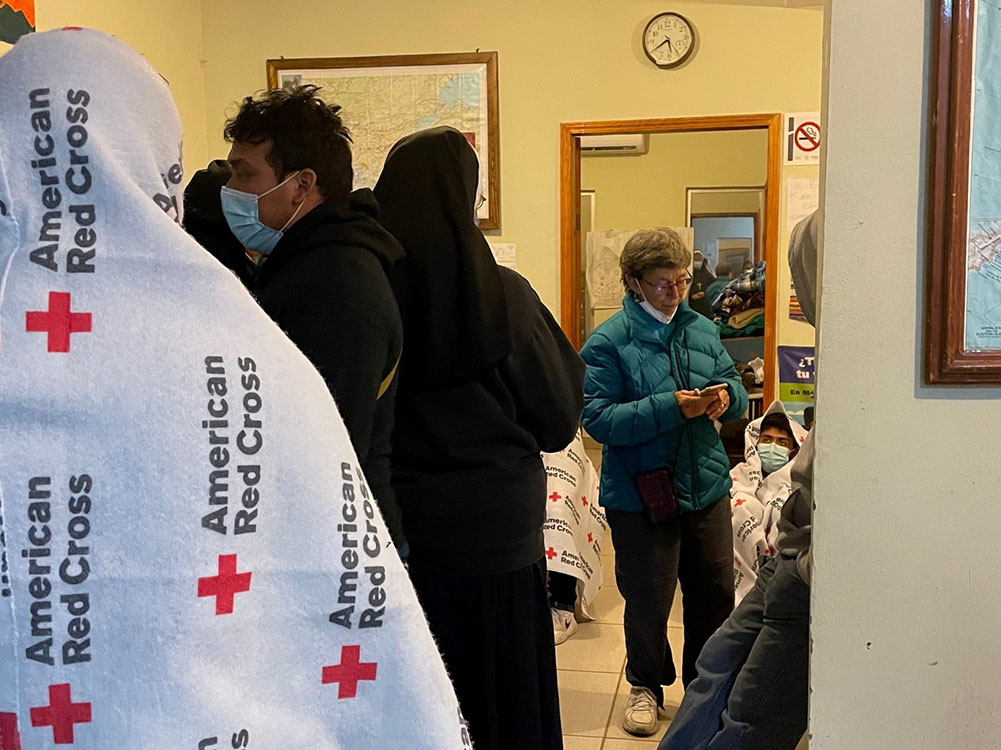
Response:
[786,112,822,164]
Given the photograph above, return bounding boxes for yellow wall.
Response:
[777,164,820,347]
[581,129,769,231]
[13,0,211,180]
[582,129,769,330]
[3,0,823,319]
[198,0,825,312]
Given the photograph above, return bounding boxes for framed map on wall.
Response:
[927,0,1001,383]
[267,52,501,230]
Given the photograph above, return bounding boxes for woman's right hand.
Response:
[675,390,712,419]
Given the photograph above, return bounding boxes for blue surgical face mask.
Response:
[758,442,791,474]
[220,171,303,255]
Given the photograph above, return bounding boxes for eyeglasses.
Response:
[640,275,693,294]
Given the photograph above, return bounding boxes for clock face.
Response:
[643,12,695,69]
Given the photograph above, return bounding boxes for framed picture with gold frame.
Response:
[267,52,501,230]
[926,0,1001,383]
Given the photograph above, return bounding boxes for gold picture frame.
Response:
[267,52,501,230]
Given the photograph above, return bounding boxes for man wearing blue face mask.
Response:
[221,85,408,556]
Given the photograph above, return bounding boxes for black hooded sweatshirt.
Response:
[252,189,407,551]
[375,127,585,575]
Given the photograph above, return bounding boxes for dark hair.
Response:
[224,84,353,205]
[760,413,796,444]
[715,262,733,277]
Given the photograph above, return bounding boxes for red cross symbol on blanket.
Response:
[322,645,378,699]
[545,546,558,561]
[734,498,745,507]
[0,712,22,750]
[25,292,92,352]
[581,496,589,507]
[548,492,561,502]
[29,684,91,744]
[587,533,594,544]
[198,554,252,615]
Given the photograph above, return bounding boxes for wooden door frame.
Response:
[559,113,783,401]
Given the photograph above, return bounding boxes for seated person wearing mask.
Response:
[730,405,806,603]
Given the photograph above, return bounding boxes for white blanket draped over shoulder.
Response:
[730,401,809,603]
[542,430,605,617]
[0,28,469,750]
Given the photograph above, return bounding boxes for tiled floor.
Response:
[557,536,681,748]
[557,535,809,750]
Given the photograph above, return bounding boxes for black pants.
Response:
[607,499,734,705]
[548,571,578,612]
[410,559,563,750]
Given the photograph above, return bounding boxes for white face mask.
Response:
[634,281,674,324]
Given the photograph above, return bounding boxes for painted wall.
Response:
[199,0,824,312]
[778,163,820,347]
[581,129,768,233]
[2,0,823,318]
[582,128,767,330]
[1,1,210,181]
[811,0,1001,747]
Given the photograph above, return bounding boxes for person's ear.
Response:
[293,168,318,201]
[625,275,642,297]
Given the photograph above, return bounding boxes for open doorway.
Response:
[560,114,782,404]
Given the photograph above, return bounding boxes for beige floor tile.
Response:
[669,585,684,627]
[556,621,627,673]
[604,627,686,743]
[603,739,664,750]
[589,580,626,624]
[558,669,621,738]
[562,735,605,750]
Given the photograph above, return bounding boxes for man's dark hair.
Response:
[760,412,796,444]
[224,84,353,205]
[716,262,733,277]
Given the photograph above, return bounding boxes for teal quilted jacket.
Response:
[581,296,748,514]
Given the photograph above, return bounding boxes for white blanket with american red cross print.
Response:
[0,28,470,750]
[730,401,809,603]
[542,430,606,617]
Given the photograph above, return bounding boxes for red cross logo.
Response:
[545,546,558,561]
[29,684,91,744]
[587,532,594,544]
[735,498,745,507]
[581,496,589,507]
[0,712,22,750]
[198,553,252,615]
[25,292,92,353]
[322,645,378,699]
[548,492,561,502]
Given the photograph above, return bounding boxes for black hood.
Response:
[255,188,405,287]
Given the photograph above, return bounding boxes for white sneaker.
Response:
[551,608,578,645]
[622,686,659,736]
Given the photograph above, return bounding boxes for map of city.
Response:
[279,64,490,210]
[966,0,1001,349]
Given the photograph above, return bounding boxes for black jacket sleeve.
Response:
[498,269,586,453]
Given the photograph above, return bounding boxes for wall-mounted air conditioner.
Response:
[579,133,649,156]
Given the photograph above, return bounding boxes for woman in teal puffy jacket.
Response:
[581,228,748,738]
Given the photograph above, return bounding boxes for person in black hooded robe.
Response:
[375,127,585,750]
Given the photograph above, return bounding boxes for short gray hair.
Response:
[619,229,691,288]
